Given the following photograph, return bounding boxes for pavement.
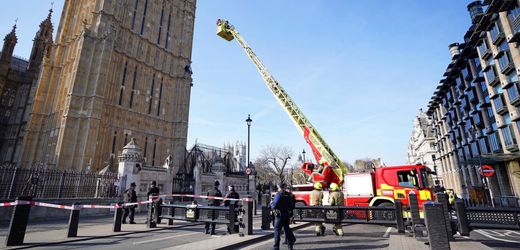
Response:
[2,211,520,250]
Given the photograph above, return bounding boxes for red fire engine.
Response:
[216,19,436,208]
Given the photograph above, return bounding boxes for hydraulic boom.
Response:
[216,19,348,185]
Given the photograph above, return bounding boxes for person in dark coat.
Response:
[123,182,137,224]
[147,181,160,198]
[147,181,162,223]
[271,182,296,250]
[224,185,240,233]
[205,180,222,235]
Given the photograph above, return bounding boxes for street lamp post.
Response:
[246,114,252,194]
[302,149,306,162]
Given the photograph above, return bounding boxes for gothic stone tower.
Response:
[0,11,53,164]
[20,0,196,171]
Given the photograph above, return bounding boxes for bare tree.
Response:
[256,145,294,183]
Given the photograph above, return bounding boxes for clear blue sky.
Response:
[1,1,474,166]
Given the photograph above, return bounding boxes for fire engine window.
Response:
[397,170,418,188]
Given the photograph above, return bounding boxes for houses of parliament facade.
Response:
[0,0,196,171]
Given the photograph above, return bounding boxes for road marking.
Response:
[383,227,392,238]
[504,230,520,237]
[475,229,520,243]
[133,231,200,245]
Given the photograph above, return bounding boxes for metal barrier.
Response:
[292,200,405,232]
[148,199,254,235]
[454,199,520,234]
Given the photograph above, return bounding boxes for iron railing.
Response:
[0,166,126,200]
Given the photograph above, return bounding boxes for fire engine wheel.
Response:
[372,202,394,221]
[295,201,306,207]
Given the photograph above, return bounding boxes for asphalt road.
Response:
[241,223,394,250]
[470,228,520,250]
[11,222,230,250]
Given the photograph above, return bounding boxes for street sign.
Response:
[245,168,252,175]
[480,165,495,177]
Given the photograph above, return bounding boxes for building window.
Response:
[118,61,128,106]
[493,95,506,111]
[478,40,490,58]
[157,6,164,45]
[129,66,138,109]
[140,0,149,35]
[508,7,520,34]
[131,0,139,30]
[144,137,148,158]
[501,124,517,147]
[157,78,163,116]
[479,137,489,154]
[111,131,117,154]
[497,41,514,73]
[152,138,157,166]
[484,66,498,84]
[489,131,503,152]
[124,133,129,145]
[165,11,172,49]
[148,74,155,114]
[506,83,520,103]
[462,66,470,81]
[503,113,517,147]
[489,21,504,44]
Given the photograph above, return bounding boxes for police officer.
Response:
[311,182,325,236]
[147,181,162,223]
[271,182,296,250]
[328,183,344,236]
[205,180,222,235]
[147,181,160,198]
[224,185,239,233]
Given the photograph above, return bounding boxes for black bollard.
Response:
[67,203,81,237]
[228,203,236,234]
[113,202,123,232]
[394,200,405,233]
[243,196,253,235]
[147,202,156,228]
[454,199,470,236]
[5,197,32,246]
[408,192,421,226]
[436,192,453,239]
[154,199,161,225]
[168,201,174,226]
[261,193,271,230]
[424,202,451,250]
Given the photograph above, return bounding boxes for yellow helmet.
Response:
[314,182,322,190]
[330,183,339,191]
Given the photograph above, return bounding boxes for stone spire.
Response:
[28,8,54,72]
[1,22,18,64]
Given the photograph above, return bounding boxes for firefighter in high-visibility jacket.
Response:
[328,183,344,236]
[310,182,325,236]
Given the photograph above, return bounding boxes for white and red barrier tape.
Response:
[0,193,253,209]
[0,200,31,207]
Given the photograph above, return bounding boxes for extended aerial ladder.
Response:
[216,19,348,187]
